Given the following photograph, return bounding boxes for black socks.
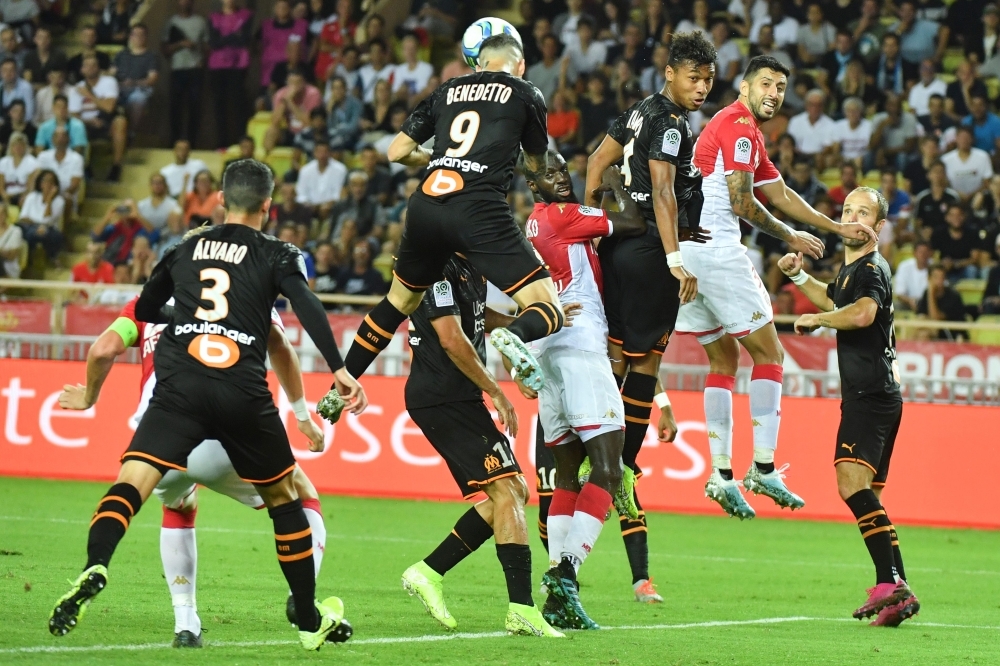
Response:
[86,483,143,569]
[345,299,407,377]
[269,499,319,632]
[845,490,898,585]
[424,507,494,576]
[496,543,534,606]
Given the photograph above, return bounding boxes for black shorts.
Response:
[600,231,680,356]
[123,376,296,486]
[408,400,522,499]
[394,194,548,294]
[534,419,556,497]
[834,394,903,487]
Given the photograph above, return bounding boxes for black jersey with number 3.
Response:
[401,71,549,203]
[405,256,488,409]
[826,251,901,398]
[607,93,701,228]
[143,224,306,396]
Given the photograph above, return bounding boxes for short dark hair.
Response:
[480,33,524,61]
[368,37,388,52]
[928,159,945,170]
[577,15,595,31]
[131,22,147,33]
[882,32,899,44]
[971,92,989,104]
[841,162,857,174]
[222,159,274,213]
[914,240,931,251]
[667,30,717,69]
[928,93,944,103]
[541,33,559,46]
[34,168,60,193]
[341,45,359,57]
[518,148,560,182]
[309,107,327,120]
[956,124,975,137]
[743,55,791,81]
[836,28,853,40]
[7,99,24,109]
[947,202,966,214]
[0,57,15,68]
[239,134,254,144]
[53,93,68,106]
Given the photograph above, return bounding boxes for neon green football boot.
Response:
[49,565,108,636]
[402,561,457,630]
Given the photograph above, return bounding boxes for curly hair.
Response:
[667,31,717,69]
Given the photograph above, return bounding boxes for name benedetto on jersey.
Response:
[144,224,306,395]
[401,71,548,203]
[607,93,701,229]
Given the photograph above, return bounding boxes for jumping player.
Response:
[343,33,563,391]
[682,56,877,519]
[397,254,564,638]
[49,160,367,652]
[57,295,330,647]
[779,187,919,626]
[583,31,715,580]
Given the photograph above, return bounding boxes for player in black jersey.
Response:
[344,33,563,393]
[582,32,715,594]
[396,255,563,637]
[49,160,368,652]
[779,187,920,628]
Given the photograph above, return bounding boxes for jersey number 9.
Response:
[445,110,481,158]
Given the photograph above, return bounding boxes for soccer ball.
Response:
[461,17,523,68]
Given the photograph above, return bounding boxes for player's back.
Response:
[151,224,304,395]
[525,201,609,355]
[402,71,549,203]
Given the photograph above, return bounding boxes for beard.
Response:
[843,236,871,248]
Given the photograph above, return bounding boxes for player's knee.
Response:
[836,466,870,501]
[588,457,622,492]
[255,474,299,508]
[487,475,528,508]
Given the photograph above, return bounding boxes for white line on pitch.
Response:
[2,616,998,655]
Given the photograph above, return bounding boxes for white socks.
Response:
[561,483,612,572]
[705,375,736,471]
[160,506,200,635]
[302,503,326,578]
[749,364,783,463]
[547,515,572,568]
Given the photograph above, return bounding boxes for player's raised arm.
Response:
[758,177,878,244]
[778,252,834,311]
[58,323,132,410]
[585,135,624,207]
[386,131,432,167]
[266,324,327,452]
[725,170,825,259]
[134,250,176,322]
[387,82,442,167]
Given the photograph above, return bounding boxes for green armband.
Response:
[107,317,139,347]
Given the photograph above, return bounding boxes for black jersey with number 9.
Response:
[401,71,549,203]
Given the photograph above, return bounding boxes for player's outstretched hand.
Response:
[838,221,879,244]
[490,389,519,437]
[58,384,91,410]
[794,313,820,335]
[333,368,368,415]
[672,266,698,304]
[777,252,802,277]
[787,230,825,260]
[657,405,678,442]
[678,226,712,244]
[297,416,326,452]
[562,301,583,327]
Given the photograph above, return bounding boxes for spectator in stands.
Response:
[264,68,322,153]
[554,0,592,49]
[34,69,71,126]
[607,21,652,73]
[903,135,940,195]
[942,125,994,204]
[259,0,307,92]
[440,42,473,82]
[69,55,127,181]
[849,0,888,68]
[97,0,136,45]
[337,238,386,296]
[2,0,39,43]
[528,33,571,105]
[908,60,947,117]
[269,177,313,230]
[156,208,186,258]
[360,78,402,139]
[0,203,23,278]
[830,97,871,168]
[110,24,160,129]
[827,162,858,214]
[773,289,797,332]
[918,264,968,338]
[711,18,742,96]
[548,89,580,153]
[914,160,961,237]
[292,108,329,158]
[162,0,207,145]
[296,141,346,220]
[137,173,177,234]
[639,42,666,98]
[751,0,800,48]
[357,145,393,205]
[787,159,827,206]
[71,240,114,299]
[918,93,956,149]
[879,169,912,254]
[276,222,315,283]
[982,235,1000,313]
[182,170,222,226]
[359,13,386,51]
[92,199,152,265]
[331,44,362,95]
[891,0,944,66]
[834,58,882,115]
[358,38,393,104]
[37,127,82,210]
[18,168,63,262]
[933,203,980,280]
[0,100,35,153]
[871,33,907,96]
[772,132,798,179]
[208,0,253,149]
[23,28,65,88]
[35,94,87,155]
[965,3,1000,66]
[128,234,156,284]
[92,262,136,305]
[393,32,436,110]
[945,60,986,121]
[223,135,256,171]
[786,89,836,170]
[159,139,208,199]
[563,17,607,76]
[963,94,1000,154]
[266,35,312,108]
[797,2,836,66]
[895,240,932,310]
[310,0,351,84]
[0,130,36,205]
[867,92,919,172]
[325,75,362,151]
[67,27,110,86]
[371,106,409,165]
[578,73,618,154]
[311,240,340,302]
[409,0,459,40]
[328,170,386,242]
[820,29,855,88]
[0,58,33,120]
[0,28,26,73]
[748,24,796,74]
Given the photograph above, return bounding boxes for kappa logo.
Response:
[751,311,765,322]
[606,409,618,419]
[734,116,753,125]
[751,418,762,427]
[707,431,720,440]
[484,454,503,473]
[841,442,857,453]
[171,576,190,585]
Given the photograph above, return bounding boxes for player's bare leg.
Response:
[492,278,565,391]
[737,324,804,509]
[50,460,162,636]
[837,462,918,625]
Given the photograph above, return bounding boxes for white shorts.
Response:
[537,347,625,447]
[675,244,774,345]
[153,439,265,511]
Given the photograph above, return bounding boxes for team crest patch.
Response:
[483,454,503,473]
[578,205,602,216]
[662,128,682,157]
[734,137,752,164]
[432,280,454,307]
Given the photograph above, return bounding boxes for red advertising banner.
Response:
[64,304,125,336]
[1,359,998,529]
[0,300,51,333]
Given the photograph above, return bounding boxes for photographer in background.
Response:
[91,199,153,266]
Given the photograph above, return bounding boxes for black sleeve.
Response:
[853,263,891,309]
[647,113,684,165]
[986,265,1000,298]
[400,92,437,144]
[520,83,550,155]
[418,276,461,322]
[607,107,628,145]
[279,271,345,372]
[135,249,175,322]
[826,281,835,300]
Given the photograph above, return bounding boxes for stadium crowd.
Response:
[1,0,1000,337]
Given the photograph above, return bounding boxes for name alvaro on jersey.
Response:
[445,82,513,105]
[191,238,249,264]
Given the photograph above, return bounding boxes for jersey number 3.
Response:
[188,268,240,369]
[195,268,230,322]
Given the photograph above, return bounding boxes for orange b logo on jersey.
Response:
[188,334,240,369]
[422,169,464,196]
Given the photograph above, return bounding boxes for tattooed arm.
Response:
[726,170,825,259]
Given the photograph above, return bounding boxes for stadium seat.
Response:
[955,279,986,307]
[987,78,1000,102]
[971,314,1000,345]
[246,112,273,152]
[265,147,294,182]
[95,44,123,58]
[892,244,914,272]
[733,38,749,56]
[942,48,966,74]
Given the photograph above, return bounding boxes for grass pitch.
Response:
[1,477,999,665]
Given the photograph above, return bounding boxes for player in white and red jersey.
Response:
[519,151,649,630]
[679,55,878,519]
[57,296,334,647]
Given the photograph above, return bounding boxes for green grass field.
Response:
[1,477,999,665]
